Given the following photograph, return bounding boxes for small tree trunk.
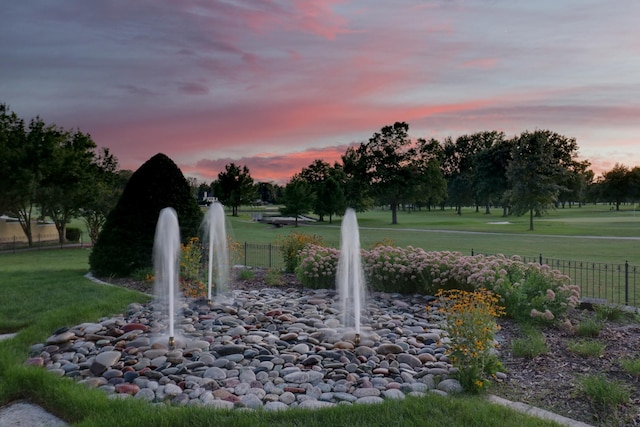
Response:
[529,208,534,230]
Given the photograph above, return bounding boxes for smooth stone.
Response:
[115,383,140,395]
[376,344,403,355]
[264,401,289,411]
[240,393,263,409]
[352,388,380,398]
[396,354,422,369]
[298,400,335,409]
[46,331,76,345]
[437,379,462,393]
[90,351,122,375]
[135,388,156,401]
[383,389,406,399]
[355,396,385,405]
[203,367,227,379]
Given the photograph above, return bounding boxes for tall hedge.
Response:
[89,153,203,277]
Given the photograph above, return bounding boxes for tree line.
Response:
[3,104,640,246]
[0,104,129,246]
[205,122,640,230]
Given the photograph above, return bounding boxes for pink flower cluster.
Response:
[295,244,580,320]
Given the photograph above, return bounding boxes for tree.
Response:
[318,175,346,223]
[360,122,420,224]
[256,182,278,204]
[89,153,203,277]
[80,148,129,245]
[212,163,255,216]
[38,129,98,244]
[411,138,446,210]
[280,177,313,227]
[441,132,495,214]
[341,145,372,212]
[599,164,631,211]
[299,159,331,221]
[472,136,512,215]
[506,131,564,230]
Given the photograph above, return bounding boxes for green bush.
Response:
[89,153,203,277]
[65,227,82,242]
[277,231,324,273]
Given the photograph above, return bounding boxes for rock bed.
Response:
[26,287,465,410]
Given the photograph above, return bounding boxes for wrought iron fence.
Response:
[238,242,639,308]
[472,250,638,308]
[0,233,80,252]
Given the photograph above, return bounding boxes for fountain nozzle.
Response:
[354,333,360,345]
[168,336,175,349]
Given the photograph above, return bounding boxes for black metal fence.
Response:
[0,233,85,252]
[238,242,639,309]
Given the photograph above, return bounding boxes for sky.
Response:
[2,1,639,184]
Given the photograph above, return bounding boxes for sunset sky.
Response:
[2,1,639,184]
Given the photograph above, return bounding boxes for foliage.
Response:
[0,104,109,246]
[296,244,340,288]
[620,358,640,377]
[567,339,606,357]
[265,268,284,287]
[434,289,504,393]
[212,163,255,216]
[578,373,630,414]
[277,231,324,273]
[593,304,626,321]
[511,325,548,358]
[280,177,314,226]
[65,227,82,242]
[89,153,203,277]
[296,245,578,322]
[506,130,578,230]
[574,318,601,337]
[236,268,254,280]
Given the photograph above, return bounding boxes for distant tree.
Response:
[80,149,129,245]
[318,175,346,223]
[411,138,446,210]
[506,131,564,230]
[212,163,255,216]
[472,136,512,215]
[441,132,495,214]
[299,159,332,221]
[599,164,631,210]
[89,153,203,277]
[360,122,421,224]
[0,105,104,246]
[280,177,313,227]
[38,129,98,244]
[256,182,277,204]
[630,166,640,204]
[341,145,372,212]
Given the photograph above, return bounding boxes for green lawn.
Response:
[0,249,561,426]
[229,205,640,264]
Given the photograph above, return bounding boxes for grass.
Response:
[578,373,630,414]
[0,249,564,427]
[566,339,606,357]
[228,205,640,264]
[574,318,602,337]
[511,325,548,359]
[620,358,640,376]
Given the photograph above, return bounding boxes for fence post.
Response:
[244,242,247,267]
[539,253,543,265]
[471,249,474,256]
[269,243,272,268]
[625,260,629,306]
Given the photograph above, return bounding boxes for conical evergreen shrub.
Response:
[89,153,203,277]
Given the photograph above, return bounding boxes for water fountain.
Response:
[202,201,230,302]
[152,207,181,348]
[336,208,366,345]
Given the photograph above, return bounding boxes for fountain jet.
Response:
[202,201,230,301]
[336,208,366,343]
[153,207,181,348]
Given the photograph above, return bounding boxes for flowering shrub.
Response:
[435,289,504,393]
[296,244,340,289]
[294,244,579,322]
[277,232,324,273]
[180,237,206,298]
[491,263,580,323]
